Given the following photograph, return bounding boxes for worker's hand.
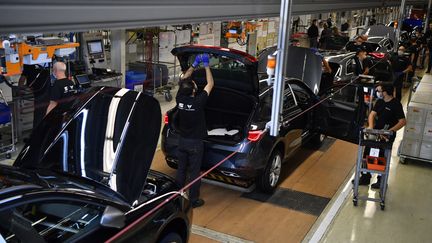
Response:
[201,54,210,67]
[379,134,389,142]
[192,54,202,68]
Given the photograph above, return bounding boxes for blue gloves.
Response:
[201,54,210,67]
[192,55,201,68]
[191,54,210,68]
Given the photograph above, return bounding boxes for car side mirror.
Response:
[100,206,126,229]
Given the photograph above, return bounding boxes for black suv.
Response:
[162,46,366,193]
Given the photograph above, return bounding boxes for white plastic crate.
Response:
[419,141,432,160]
[404,123,424,140]
[400,139,421,158]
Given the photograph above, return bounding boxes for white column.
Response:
[110,29,126,87]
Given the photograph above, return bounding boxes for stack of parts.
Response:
[400,77,432,161]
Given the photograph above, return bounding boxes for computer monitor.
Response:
[75,74,91,85]
[87,40,104,55]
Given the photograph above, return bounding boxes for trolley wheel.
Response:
[399,157,407,164]
[5,153,11,159]
[380,203,385,210]
[353,199,358,207]
[164,92,173,102]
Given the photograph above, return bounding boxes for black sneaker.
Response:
[371,177,381,189]
[192,199,205,208]
[358,175,371,185]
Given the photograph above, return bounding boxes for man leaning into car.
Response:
[175,53,214,208]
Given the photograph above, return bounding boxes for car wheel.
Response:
[159,232,183,243]
[257,150,282,193]
[308,133,326,149]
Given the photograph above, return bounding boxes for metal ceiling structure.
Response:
[0,0,427,34]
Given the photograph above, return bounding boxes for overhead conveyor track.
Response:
[0,0,427,34]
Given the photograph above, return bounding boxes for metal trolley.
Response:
[0,88,15,159]
[352,128,395,210]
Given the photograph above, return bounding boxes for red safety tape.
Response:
[105,141,250,243]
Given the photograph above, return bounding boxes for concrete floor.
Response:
[151,136,358,243]
[315,73,432,243]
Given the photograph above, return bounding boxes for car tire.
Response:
[159,232,183,243]
[308,133,326,149]
[257,150,282,194]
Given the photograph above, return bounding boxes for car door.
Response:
[281,82,303,158]
[315,83,366,144]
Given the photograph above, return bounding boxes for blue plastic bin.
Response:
[126,71,146,90]
[0,103,11,125]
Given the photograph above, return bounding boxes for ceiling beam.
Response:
[0,0,426,34]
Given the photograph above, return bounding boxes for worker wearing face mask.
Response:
[357,83,406,188]
[390,46,412,101]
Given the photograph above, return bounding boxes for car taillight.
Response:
[248,130,265,142]
[369,52,385,59]
[164,113,169,124]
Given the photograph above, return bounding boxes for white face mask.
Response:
[398,50,404,56]
[376,92,383,99]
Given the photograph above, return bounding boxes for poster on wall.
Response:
[159,31,176,63]
[213,21,221,46]
[176,30,191,46]
[268,21,276,33]
[159,31,175,49]
[198,34,215,45]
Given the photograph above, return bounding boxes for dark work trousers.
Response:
[176,137,204,202]
[393,73,404,101]
[309,38,318,48]
[33,90,49,129]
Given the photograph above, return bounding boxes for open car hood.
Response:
[361,25,396,43]
[172,45,259,95]
[258,46,322,94]
[345,41,381,53]
[14,87,161,205]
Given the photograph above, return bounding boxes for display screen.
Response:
[75,74,90,85]
[87,40,103,54]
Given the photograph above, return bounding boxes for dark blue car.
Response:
[161,46,367,193]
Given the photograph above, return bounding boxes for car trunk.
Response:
[172,46,259,145]
[204,86,256,144]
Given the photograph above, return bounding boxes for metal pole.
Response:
[425,0,432,34]
[269,0,293,137]
[394,0,406,52]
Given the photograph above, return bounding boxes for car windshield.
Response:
[189,54,255,93]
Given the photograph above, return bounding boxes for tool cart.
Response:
[353,128,395,210]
